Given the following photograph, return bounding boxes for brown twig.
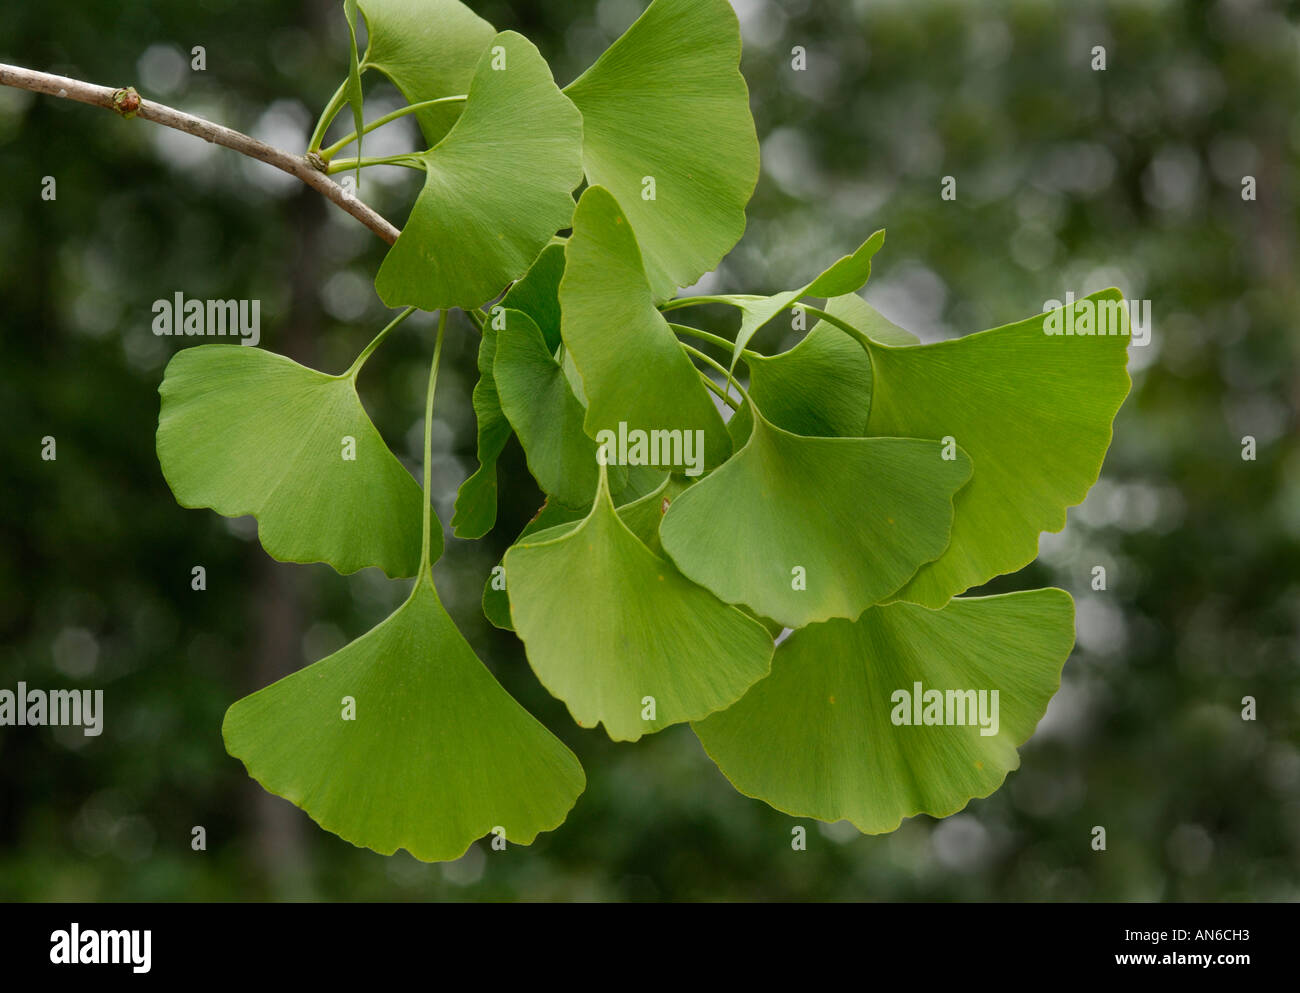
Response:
[0,62,400,244]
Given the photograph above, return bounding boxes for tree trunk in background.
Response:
[247,182,329,900]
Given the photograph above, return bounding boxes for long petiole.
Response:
[417,310,449,579]
[668,322,747,355]
[697,371,740,410]
[320,95,467,161]
[680,341,750,407]
[307,81,349,154]
[326,153,424,175]
[800,304,882,423]
[798,304,876,352]
[342,306,417,379]
[659,294,763,314]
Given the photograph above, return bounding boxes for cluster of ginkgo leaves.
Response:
[154,0,1132,861]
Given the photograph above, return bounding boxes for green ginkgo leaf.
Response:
[694,588,1075,834]
[659,399,972,628]
[564,0,759,300]
[375,31,583,311]
[725,229,885,378]
[862,289,1132,607]
[450,320,511,539]
[342,0,366,185]
[498,241,566,354]
[817,292,920,347]
[504,466,773,741]
[356,0,494,146]
[484,468,670,631]
[494,308,622,508]
[521,473,690,553]
[560,185,730,470]
[483,499,585,631]
[157,345,429,578]
[453,244,571,538]
[223,575,585,861]
[741,321,873,438]
[611,474,691,555]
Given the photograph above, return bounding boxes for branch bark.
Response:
[0,62,400,245]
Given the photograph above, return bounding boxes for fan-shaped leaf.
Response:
[484,468,670,631]
[694,589,1075,834]
[224,575,585,861]
[482,499,585,631]
[741,322,873,438]
[375,31,583,311]
[564,0,759,300]
[499,241,566,353]
[157,345,428,578]
[726,229,885,376]
[817,292,920,347]
[660,400,972,627]
[863,289,1132,606]
[356,0,494,146]
[504,467,773,741]
[560,185,731,470]
[453,244,571,538]
[450,321,511,539]
[494,309,622,507]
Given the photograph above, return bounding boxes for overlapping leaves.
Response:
[505,464,772,741]
[374,30,583,311]
[694,589,1076,833]
[355,0,494,145]
[560,185,731,470]
[153,0,1137,862]
[564,0,759,300]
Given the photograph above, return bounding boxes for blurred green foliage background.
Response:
[1,0,1297,901]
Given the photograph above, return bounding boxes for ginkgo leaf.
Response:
[157,345,429,578]
[484,468,670,631]
[375,31,583,311]
[356,0,494,146]
[483,500,585,631]
[521,473,689,553]
[741,321,873,438]
[726,229,885,377]
[611,474,691,555]
[498,241,566,354]
[560,185,730,470]
[862,289,1132,607]
[342,0,366,185]
[724,290,905,445]
[504,466,773,741]
[817,292,920,347]
[659,399,972,628]
[223,575,585,862]
[564,0,759,300]
[694,588,1075,834]
[451,321,511,539]
[453,244,570,538]
[494,308,621,508]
